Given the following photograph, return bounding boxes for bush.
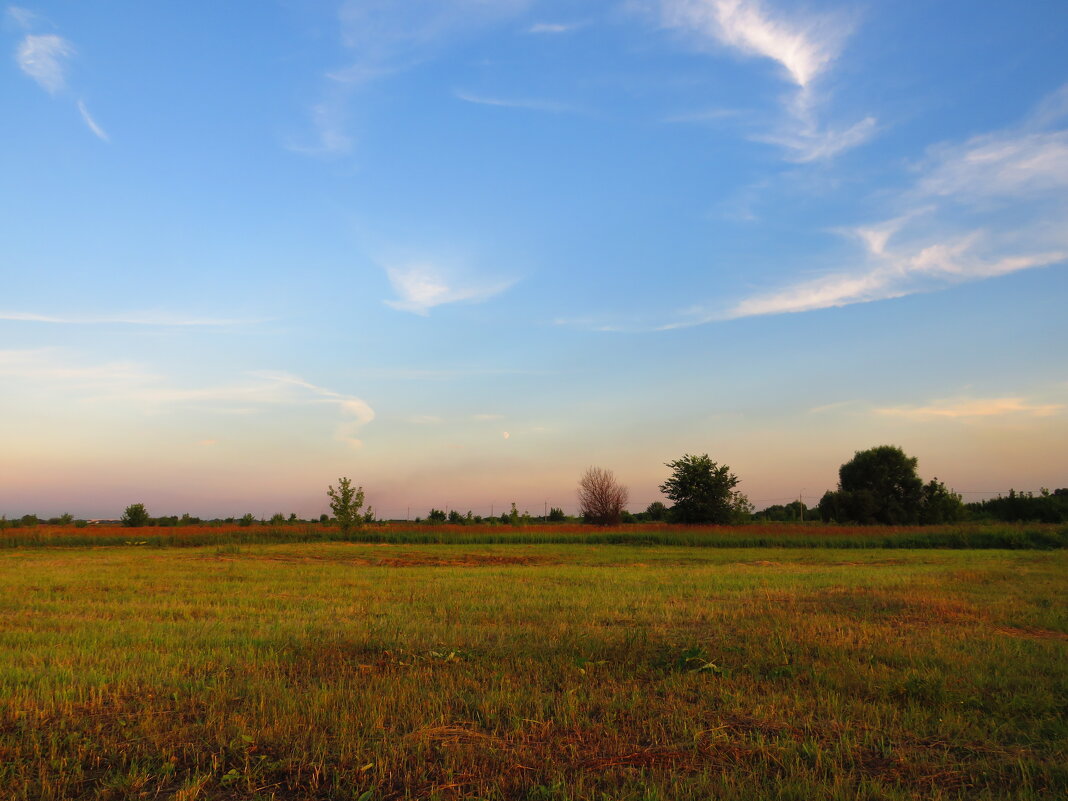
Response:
[121,504,150,528]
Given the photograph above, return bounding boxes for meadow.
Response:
[1,522,1065,550]
[0,538,1065,800]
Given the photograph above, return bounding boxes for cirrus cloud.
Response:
[384,263,515,316]
[16,33,72,93]
[875,397,1065,421]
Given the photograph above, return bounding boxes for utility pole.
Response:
[544,500,547,521]
[799,490,805,522]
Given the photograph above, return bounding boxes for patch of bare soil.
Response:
[735,558,912,568]
[209,552,554,568]
[796,588,987,627]
[993,625,1068,641]
[376,554,552,567]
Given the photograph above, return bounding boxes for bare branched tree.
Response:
[578,466,629,526]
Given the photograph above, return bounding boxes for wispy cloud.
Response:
[287,100,353,156]
[0,350,376,448]
[723,232,1066,318]
[384,263,514,315]
[658,0,873,162]
[661,0,843,88]
[808,400,857,415]
[76,99,109,141]
[661,107,742,124]
[13,20,110,141]
[712,86,1068,321]
[16,33,72,93]
[0,310,259,326]
[248,371,375,447]
[875,397,1065,421]
[337,0,531,64]
[528,22,585,35]
[0,348,153,385]
[758,115,877,163]
[6,5,38,29]
[917,130,1068,201]
[405,414,443,425]
[454,90,573,113]
[293,0,532,155]
[569,84,1068,332]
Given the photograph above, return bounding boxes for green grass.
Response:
[3,522,1066,550]
[0,543,1065,799]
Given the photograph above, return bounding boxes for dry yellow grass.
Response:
[0,543,1064,799]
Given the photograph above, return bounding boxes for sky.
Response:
[2,0,1066,519]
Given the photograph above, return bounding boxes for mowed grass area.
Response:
[3,522,1066,550]
[0,544,1065,800]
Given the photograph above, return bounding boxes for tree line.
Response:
[3,445,1065,530]
[579,446,1067,526]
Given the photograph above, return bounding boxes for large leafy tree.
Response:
[820,445,961,524]
[659,454,750,524]
[919,478,965,524]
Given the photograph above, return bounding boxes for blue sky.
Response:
[3,0,1066,519]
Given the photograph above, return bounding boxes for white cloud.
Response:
[76,100,109,141]
[661,0,843,88]
[14,26,112,142]
[808,400,857,415]
[0,310,258,326]
[338,0,531,61]
[471,413,503,421]
[658,0,872,162]
[293,0,531,156]
[1027,82,1068,130]
[528,22,584,35]
[454,90,573,113]
[875,397,1065,421]
[758,114,877,163]
[287,101,353,156]
[406,414,443,424]
[714,85,1068,321]
[0,351,376,448]
[6,5,38,28]
[918,130,1068,200]
[384,263,513,315]
[724,231,1065,319]
[249,372,376,441]
[661,107,742,124]
[16,33,72,93]
[0,348,153,385]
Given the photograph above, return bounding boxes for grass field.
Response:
[2,522,1066,550]
[1,542,1065,800]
